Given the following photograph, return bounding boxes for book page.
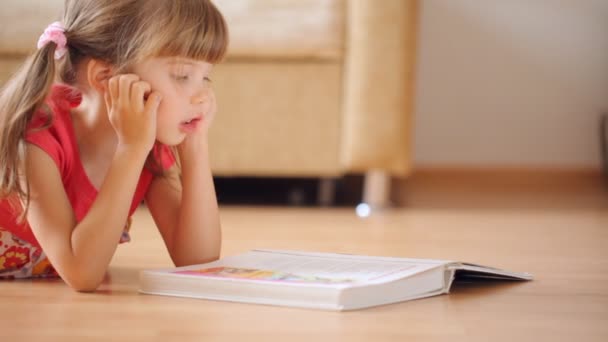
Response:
[173,250,445,286]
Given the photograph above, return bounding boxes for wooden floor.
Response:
[1,178,607,341]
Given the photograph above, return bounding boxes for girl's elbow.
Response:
[71,283,99,293]
[205,254,220,264]
[62,266,105,292]
[201,249,221,264]
[174,253,220,267]
[65,275,103,292]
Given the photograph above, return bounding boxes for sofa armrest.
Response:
[341,0,418,176]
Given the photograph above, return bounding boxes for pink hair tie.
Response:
[37,22,68,60]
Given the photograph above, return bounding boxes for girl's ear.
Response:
[85,59,114,93]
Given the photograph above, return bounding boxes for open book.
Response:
[139,249,533,311]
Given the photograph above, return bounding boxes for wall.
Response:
[413,0,608,169]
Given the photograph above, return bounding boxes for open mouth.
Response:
[182,117,201,125]
[180,117,202,133]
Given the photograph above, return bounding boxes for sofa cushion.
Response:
[0,0,345,61]
[210,62,343,175]
[210,0,345,60]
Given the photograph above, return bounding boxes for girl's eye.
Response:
[172,74,189,82]
[204,77,212,83]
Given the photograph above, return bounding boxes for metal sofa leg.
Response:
[362,170,391,208]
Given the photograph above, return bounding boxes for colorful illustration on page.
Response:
[174,266,354,284]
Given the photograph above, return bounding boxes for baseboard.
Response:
[407,166,604,187]
[391,166,607,207]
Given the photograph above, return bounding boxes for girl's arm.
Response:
[145,83,221,267]
[25,74,161,291]
[145,138,222,267]
[25,142,148,291]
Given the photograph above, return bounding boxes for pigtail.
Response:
[0,43,58,205]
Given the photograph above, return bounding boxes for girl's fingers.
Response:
[143,91,162,117]
[108,76,119,101]
[104,90,111,111]
[118,74,139,108]
[206,91,217,124]
[211,92,217,114]
[131,81,151,114]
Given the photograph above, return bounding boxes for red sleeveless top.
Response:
[0,85,175,247]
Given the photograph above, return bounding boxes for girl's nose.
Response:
[192,92,207,105]
[191,88,209,105]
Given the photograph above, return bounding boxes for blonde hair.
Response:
[0,0,228,205]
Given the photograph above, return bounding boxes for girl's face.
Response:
[131,56,215,146]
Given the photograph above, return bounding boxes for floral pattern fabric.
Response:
[0,217,132,279]
[0,227,58,279]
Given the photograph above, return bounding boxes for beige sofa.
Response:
[0,0,417,206]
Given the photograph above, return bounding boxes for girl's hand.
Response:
[190,86,217,135]
[200,87,218,133]
[104,74,162,154]
[177,87,217,163]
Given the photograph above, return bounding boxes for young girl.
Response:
[0,0,227,291]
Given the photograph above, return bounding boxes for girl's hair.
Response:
[0,0,228,206]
